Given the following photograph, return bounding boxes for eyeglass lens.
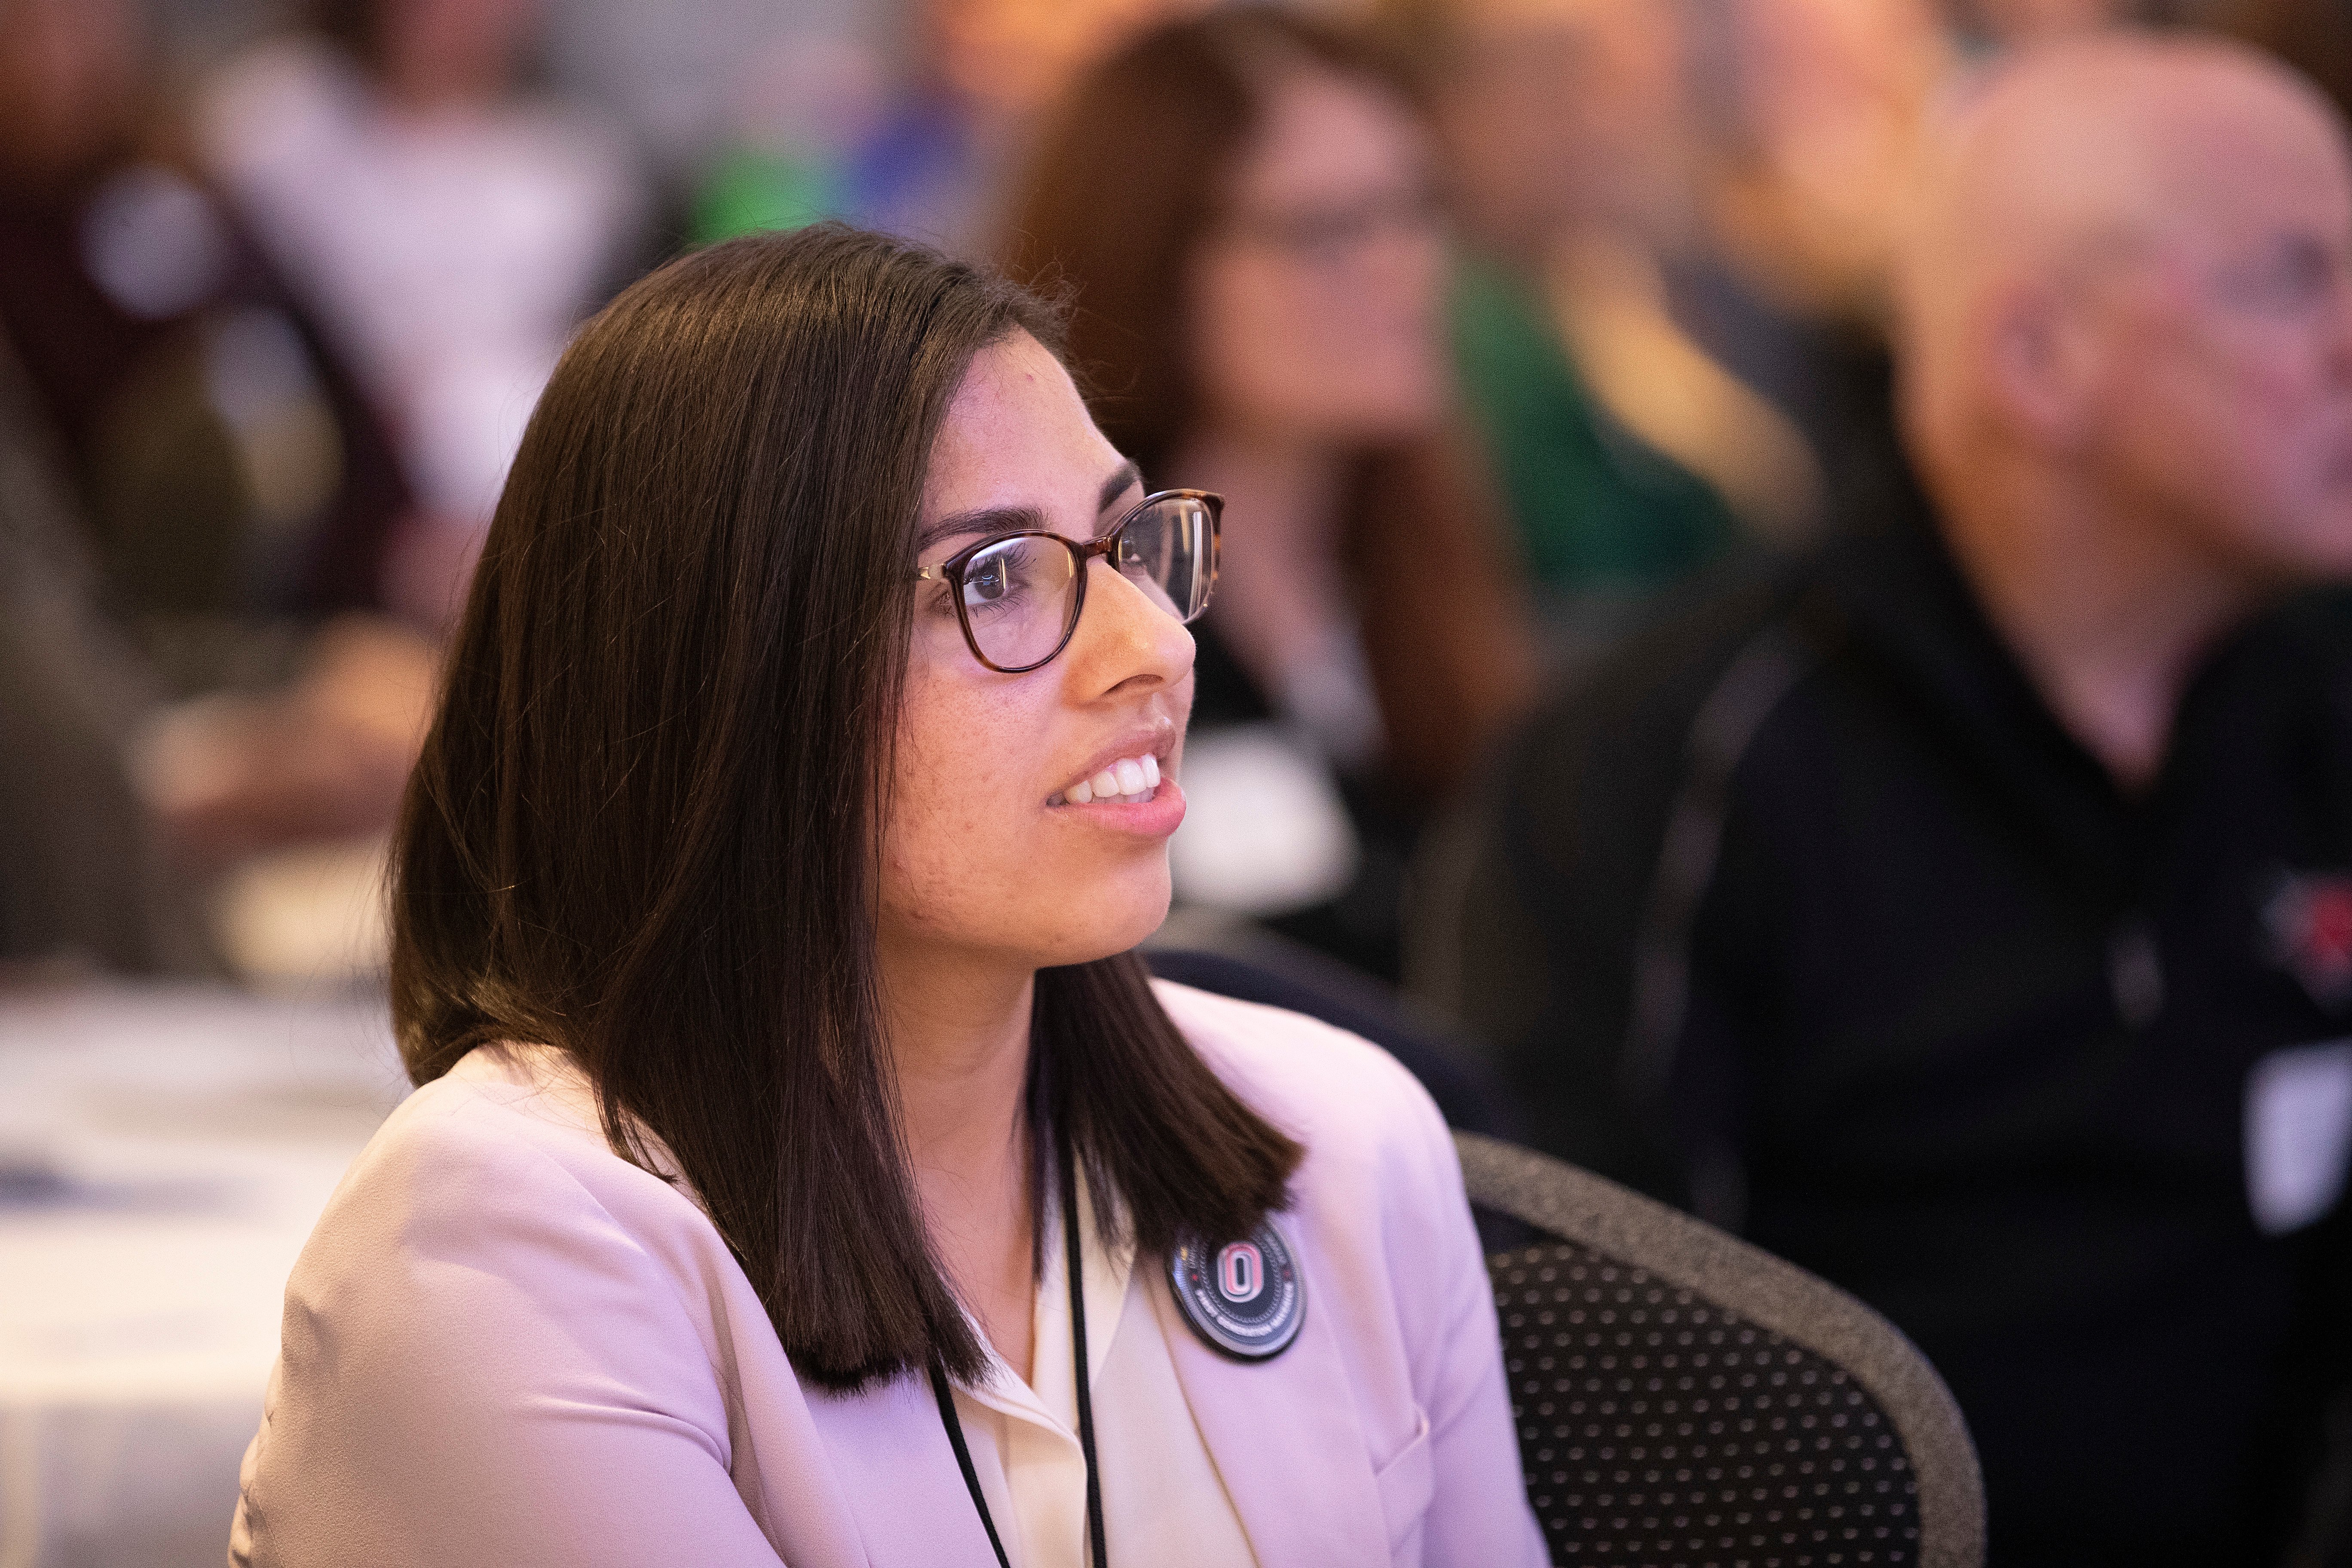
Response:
[955,495,1214,671]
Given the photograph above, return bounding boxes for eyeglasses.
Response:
[914,489,1222,673]
[1224,187,1446,267]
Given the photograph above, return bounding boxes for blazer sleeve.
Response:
[1389,1072,1551,1568]
[230,1094,788,1568]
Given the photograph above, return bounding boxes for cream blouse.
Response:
[946,1174,1259,1568]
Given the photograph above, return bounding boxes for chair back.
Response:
[1456,1132,1985,1568]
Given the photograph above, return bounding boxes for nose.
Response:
[1060,556,1195,698]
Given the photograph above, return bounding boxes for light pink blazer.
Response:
[228,981,1547,1567]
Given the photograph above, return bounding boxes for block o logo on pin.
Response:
[1217,1241,1261,1302]
[1170,1223,1303,1360]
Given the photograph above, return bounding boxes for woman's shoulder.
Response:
[238,1046,777,1565]
[372,1041,623,1170]
[1151,977,1452,1172]
[313,1042,712,1283]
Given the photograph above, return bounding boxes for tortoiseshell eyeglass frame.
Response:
[913,489,1223,674]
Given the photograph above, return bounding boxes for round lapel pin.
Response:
[1168,1220,1304,1360]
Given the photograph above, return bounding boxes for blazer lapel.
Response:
[1151,1268,1389,1566]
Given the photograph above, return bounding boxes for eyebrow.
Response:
[917,460,1144,554]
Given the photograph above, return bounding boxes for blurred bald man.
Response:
[1428,34,2352,1563]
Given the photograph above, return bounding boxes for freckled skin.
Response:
[881,332,1196,974]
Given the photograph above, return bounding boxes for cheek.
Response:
[2242,359,2352,566]
[2095,328,2266,477]
[877,661,1176,960]
[2182,344,2350,506]
[2097,343,2352,567]
[879,665,1044,931]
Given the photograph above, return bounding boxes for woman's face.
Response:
[880,331,1196,973]
[1188,67,1449,447]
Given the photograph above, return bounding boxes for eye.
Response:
[967,553,1011,603]
[2225,234,2342,315]
[959,536,1054,618]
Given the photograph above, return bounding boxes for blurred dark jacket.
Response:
[1419,462,2352,1565]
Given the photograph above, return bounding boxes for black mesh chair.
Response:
[1457,1133,1985,1568]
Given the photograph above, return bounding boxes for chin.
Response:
[1031,870,1173,969]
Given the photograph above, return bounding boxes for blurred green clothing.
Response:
[1451,255,1737,594]
[690,148,840,246]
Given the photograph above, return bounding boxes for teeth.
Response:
[1052,753,1164,807]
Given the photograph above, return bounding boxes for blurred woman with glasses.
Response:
[1001,7,1537,980]
[227,224,1544,1568]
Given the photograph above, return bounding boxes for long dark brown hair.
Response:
[999,6,1534,799]
[389,224,1300,1391]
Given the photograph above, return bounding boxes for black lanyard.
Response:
[930,1138,1108,1568]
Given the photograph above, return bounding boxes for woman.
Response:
[227,225,1543,1567]
[999,9,1536,978]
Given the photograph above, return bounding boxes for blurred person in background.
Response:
[689,32,885,246]
[1390,0,1957,659]
[0,336,210,975]
[850,0,1214,257]
[197,0,649,628]
[696,0,1213,259]
[1387,0,1819,648]
[1422,34,2352,1563]
[0,0,436,949]
[1675,0,1954,521]
[1702,0,1950,329]
[0,0,411,685]
[1001,6,1537,983]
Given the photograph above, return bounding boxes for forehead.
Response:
[1229,67,1426,206]
[923,331,1123,516]
[2154,80,2352,251]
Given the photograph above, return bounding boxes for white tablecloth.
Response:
[0,984,403,1568]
